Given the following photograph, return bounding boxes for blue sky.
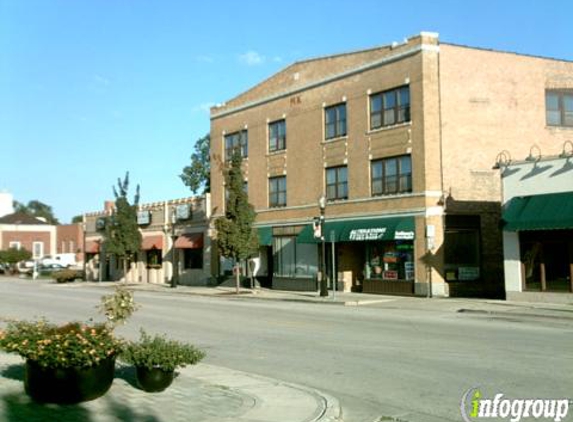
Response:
[0,0,571,223]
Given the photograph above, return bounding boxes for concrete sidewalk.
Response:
[0,352,341,422]
[57,280,573,322]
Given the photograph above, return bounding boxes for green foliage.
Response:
[214,150,258,262]
[71,215,83,224]
[97,286,139,327]
[14,200,60,225]
[0,319,122,368]
[180,133,211,194]
[0,247,32,265]
[120,329,205,371]
[102,172,142,278]
[52,269,84,283]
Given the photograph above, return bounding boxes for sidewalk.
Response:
[0,352,341,422]
[63,280,573,322]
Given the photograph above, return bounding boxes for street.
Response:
[1,279,572,422]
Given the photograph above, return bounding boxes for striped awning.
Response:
[174,233,203,249]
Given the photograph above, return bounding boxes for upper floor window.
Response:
[269,176,287,208]
[546,90,573,127]
[269,120,286,152]
[326,166,348,201]
[371,155,412,196]
[370,86,410,130]
[225,130,248,160]
[325,103,347,139]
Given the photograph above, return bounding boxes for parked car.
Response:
[40,253,77,268]
[0,263,5,274]
[37,263,67,276]
[18,260,37,274]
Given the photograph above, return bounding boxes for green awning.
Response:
[503,192,573,231]
[297,216,415,243]
[257,227,273,246]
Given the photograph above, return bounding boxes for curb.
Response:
[456,308,573,321]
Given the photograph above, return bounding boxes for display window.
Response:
[366,241,414,280]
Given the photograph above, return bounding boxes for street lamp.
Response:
[318,195,328,297]
[170,208,178,288]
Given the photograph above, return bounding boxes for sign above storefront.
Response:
[349,228,387,241]
[137,210,151,226]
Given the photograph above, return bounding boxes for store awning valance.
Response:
[174,233,203,249]
[257,227,273,246]
[141,235,163,250]
[297,216,415,243]
[502,192,573,231]
[85,240,100,253]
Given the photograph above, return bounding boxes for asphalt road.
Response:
[1,279,572,422]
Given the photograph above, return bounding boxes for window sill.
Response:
[546,125,573,130]
[266,149,287,157]
[322,136,348,144]
[326,198,349,204]
[367,121,411,135]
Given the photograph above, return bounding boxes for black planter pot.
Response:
[135,366,175,392]
[25,356,116,404]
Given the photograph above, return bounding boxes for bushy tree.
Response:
[180,134,210,194]
[14,200,60,225]
[102,173,142,282]
[214,150,258,292]
[0,247,32,269]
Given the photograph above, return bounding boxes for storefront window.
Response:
[366,241,414,280]
[146,249,162,269]
[444,214,481,282]
[273,236,318,278]
[184,249,203,269]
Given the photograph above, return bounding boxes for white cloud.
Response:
[239,50,265,66]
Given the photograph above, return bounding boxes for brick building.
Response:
[209,32,573,297]
[0,212,56,259]
[56,223,84,264]
[84,196,212,285]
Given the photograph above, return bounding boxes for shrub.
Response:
[120,329,205,371]
[52,269,83,283]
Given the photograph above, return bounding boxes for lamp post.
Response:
[318,195,328,297]
[170,208,178,288]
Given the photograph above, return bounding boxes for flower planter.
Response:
[25,356,116,404]
[135,366,174,392]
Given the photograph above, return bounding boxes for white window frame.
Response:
[33,242,44,259]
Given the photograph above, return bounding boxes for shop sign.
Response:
[383,270,398,280]
[404,262,415,280]
[137,210,151,226]
[458,267,480,281]
[176,204,191,220]
[394,230,415,240]
[349,228,387,241]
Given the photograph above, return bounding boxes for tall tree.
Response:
[13,200,60,225]
[180,133,210,194]
[71,215,83,224]
[102,172,142,282]
[214,149,258,293]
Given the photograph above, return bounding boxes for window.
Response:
[546,90,573,127]
[33,242,44,259]
[9,241,20,250]
[269,120,286,152]
[325,103,347,139]
[69,241,75,253]
[146,249,163,268]
[273,236,318,278]
[269,176,286,207]
[184,249,203,269]
[371,155,412,196]
[370,86,410,130]
[326,166,348,201]
[224,130,248,160]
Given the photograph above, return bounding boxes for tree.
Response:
[71,215,83,224]
[0,247,32,271]
[14,200,60,225]
[180,133,210,194]
[102,172,142,282]
[214,149,258,293]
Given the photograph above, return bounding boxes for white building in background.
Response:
[499,145,573,303]
[0,191,14,218]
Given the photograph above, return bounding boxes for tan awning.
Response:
[174,233,203,249]
[85,241,100,253]
[141,235,163,250]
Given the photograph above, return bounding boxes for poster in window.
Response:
[458,267,480,281]
[383,270,398,280]
[176,204,191,221]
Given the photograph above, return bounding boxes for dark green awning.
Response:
[257,227,273,246]
[503,192,573,231]
[297,216,415,243]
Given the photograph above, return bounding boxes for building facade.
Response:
[500,149,573,303]
[56,223,84,264]
[210,32,573,297]
[84,196,212,285]
[0,212,57,259]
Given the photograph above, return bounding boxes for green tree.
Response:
[71,215,83,224]
[180,133,210,194]
[14,200,60,225]
[0,247,32,269]
[102,173,142,282]
[214,150,258,293]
